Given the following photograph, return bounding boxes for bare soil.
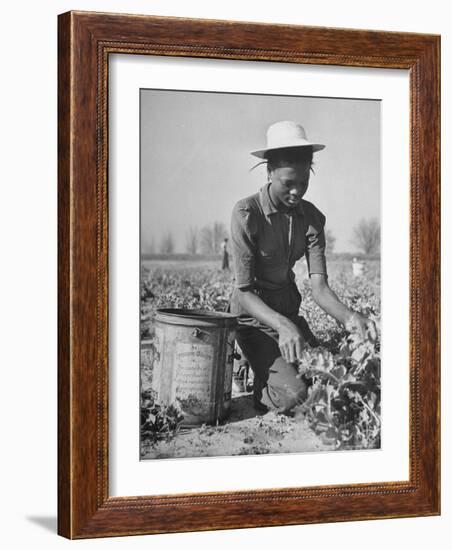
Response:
[141,391,332,460]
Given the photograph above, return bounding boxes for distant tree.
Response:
[200,222,228,254]
[159,231,175,254]
[352,218,380,255]
[212,222,228,253]
[185,226,199,255]
[325,229,336,254]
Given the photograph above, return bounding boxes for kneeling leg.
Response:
[260,356,307,413]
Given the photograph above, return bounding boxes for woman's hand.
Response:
[277,317,306,364]
[345,312,378,342]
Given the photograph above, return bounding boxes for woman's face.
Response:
[267,155,311,210]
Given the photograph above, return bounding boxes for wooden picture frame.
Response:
[58,11,440,539]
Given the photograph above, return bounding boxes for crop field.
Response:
[140,257,381,459]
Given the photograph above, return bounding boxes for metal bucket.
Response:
[149,308,237,426]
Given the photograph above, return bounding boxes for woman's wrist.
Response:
[343,309,357,326]
[274,313,295,333]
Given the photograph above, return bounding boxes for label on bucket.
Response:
[172,343,214,412]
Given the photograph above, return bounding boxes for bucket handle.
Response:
[227,340,241,363]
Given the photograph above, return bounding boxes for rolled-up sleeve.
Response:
[304,205,328,277]
[230,203,257,289]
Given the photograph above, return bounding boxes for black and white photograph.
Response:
[2,0,445,546]
[140,89,381,460]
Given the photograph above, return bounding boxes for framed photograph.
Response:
[138,89,382,462]
[58,11,440,539]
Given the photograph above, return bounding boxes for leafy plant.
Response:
[296,327,381,449]
[141,389,184,442]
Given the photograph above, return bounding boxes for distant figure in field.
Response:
[352,257,365,277]
[221,238,230,270]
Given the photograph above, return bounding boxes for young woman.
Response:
[229,121,376,413]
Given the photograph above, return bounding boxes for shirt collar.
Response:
[259,182,305,217]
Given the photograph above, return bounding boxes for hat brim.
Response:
[251,143,325,159]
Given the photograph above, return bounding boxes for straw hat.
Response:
[251,120,325,158]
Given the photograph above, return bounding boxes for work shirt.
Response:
[230,182,327,289]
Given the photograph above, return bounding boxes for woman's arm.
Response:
[237,289,307,364]
[310,274,351,325]
[310,273,376,339]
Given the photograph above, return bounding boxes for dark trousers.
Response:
[222,252,229,270]
[229,283,319,413]
[235,316,318,412]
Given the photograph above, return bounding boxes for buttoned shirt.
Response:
[230,182,327,293]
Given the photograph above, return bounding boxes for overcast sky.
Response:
[141,89,380,253]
